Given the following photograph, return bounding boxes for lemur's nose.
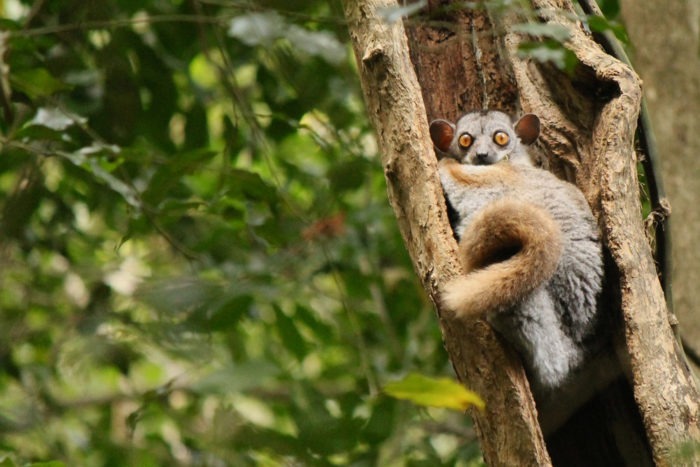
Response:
[476,153,489,163]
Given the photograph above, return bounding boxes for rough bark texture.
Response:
[619,0,700,372]
[506,3,700,460]
[343,0,700,464]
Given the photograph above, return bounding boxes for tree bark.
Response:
[510,3,700,464]
[619,0,700,372]
[343,0,700,464]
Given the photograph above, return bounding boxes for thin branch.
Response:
[9,14,228,38]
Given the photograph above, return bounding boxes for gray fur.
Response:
[432,111,604,397]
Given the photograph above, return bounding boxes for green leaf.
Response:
[228,11,286,47]
[292,384,362,455]
[184,102,209,150]
[587,15,629,44]
[227,11,344,65]
[10,68,71,99]
[141,148,216,206]
[136,276,221,315]
[233,424,314,462]
[14,124,64,142]
[512,23,571,42]
[191,360,278,394]
[205,294,251,330]
[0,19,21,32]
[31,107,84,130]
[596,0,620,18]
[362,397,396,443]
[59,145,140,209]
[273,304,308,362]
[294,305,334,344]
[379,1,427,23]
[229,168,278,204]
[383,373,485,411]
[518,40,579,72]
[328,158,368,193]
[285,26,345,65]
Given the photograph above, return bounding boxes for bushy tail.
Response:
[442,199,562,319]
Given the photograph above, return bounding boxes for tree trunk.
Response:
[342,0,700,464]
[619,0,700,373]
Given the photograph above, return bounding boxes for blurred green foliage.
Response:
[0,0,479,465]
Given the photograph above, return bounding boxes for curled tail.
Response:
[443,199,562,319]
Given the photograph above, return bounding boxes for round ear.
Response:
[514,113,540,145]
[429,119,455,153]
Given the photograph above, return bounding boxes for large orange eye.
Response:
[493,131,510,146]
[458,133,473,149]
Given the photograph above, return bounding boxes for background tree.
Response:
[619,0,700,368]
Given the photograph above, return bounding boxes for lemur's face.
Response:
[429,111,540,165]
[452,111,519,165]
